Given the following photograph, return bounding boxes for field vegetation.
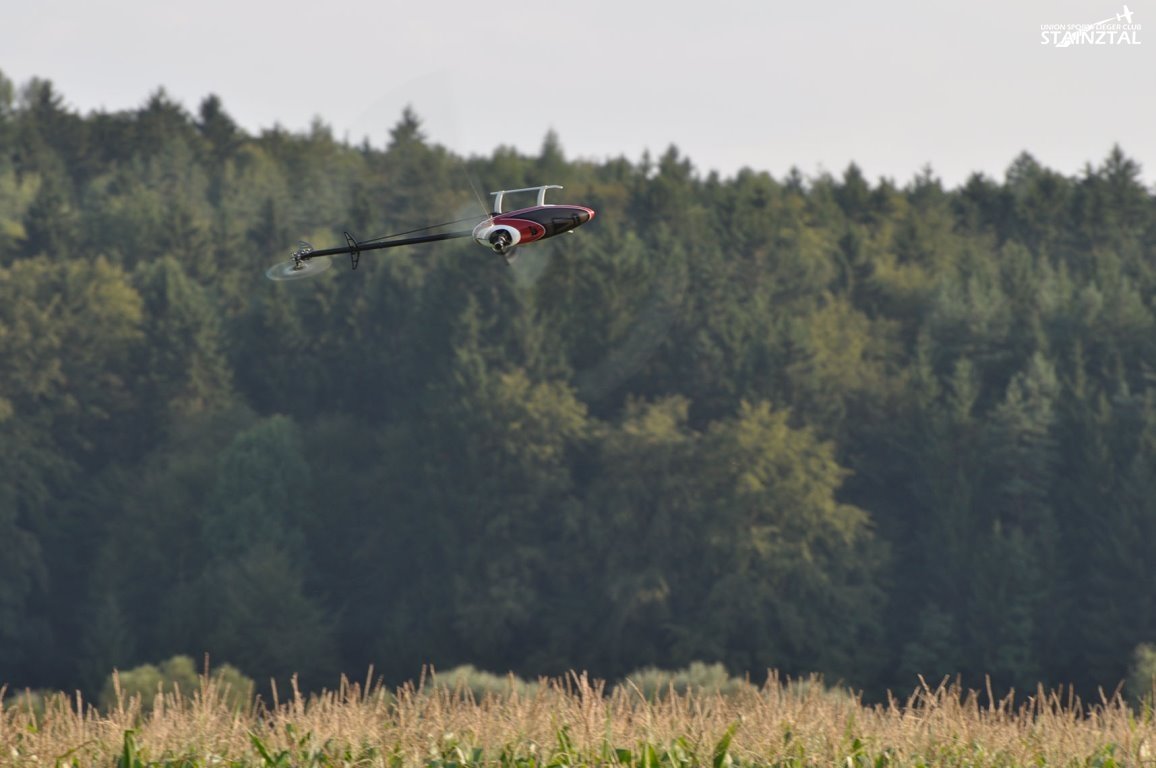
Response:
[3,668,1154,767]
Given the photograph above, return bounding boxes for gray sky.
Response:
[4,0,1153,188]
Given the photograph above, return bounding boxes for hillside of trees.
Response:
[1,68,1154,701]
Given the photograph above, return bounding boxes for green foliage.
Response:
[897,603,962,684]
[194,543,340,689]
[126,256,234,460]
[0,74,1155,704]
[98,654,254,713]
[620,661,752,700]
[1127,643,1156,706]
[428,665,539,699]
[203,415,310,555]
[2,687,51,719]
[577,398,884,683]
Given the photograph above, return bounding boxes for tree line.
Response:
[1,69,1154,701]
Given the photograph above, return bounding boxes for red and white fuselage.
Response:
[472,185,594,260]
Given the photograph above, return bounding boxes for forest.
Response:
[0,67,1154,704]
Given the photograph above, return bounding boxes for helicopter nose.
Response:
[578,207,594,224]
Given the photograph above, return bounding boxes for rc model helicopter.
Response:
[266,185,595,281]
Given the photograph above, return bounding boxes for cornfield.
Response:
[2,671,1153,767]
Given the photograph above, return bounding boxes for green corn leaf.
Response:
[712,724,737,768]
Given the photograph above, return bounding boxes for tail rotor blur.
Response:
[265,241,333,281]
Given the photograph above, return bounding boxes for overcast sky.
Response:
[4,0,1153,188]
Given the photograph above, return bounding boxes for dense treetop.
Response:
[1,69,1154,701]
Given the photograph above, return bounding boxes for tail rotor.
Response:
[265,241,334,281]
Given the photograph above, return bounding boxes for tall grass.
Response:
[2,670,1153,767]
